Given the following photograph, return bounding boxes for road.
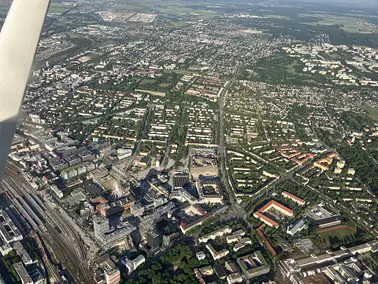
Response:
[216,64,257,230]
[217,64,281,225]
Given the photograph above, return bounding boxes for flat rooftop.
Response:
[306,205,336,221]
[13,262,32,284]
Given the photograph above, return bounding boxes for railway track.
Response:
[1,169,94,283]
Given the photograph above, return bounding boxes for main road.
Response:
[218,64,250,220]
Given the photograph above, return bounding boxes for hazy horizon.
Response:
[281,0,378,8]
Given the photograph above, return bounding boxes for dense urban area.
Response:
[1,0,378,283]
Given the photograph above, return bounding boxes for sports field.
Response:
[318,225,356,244]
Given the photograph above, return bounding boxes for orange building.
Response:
[282,191,305,206]
[314,153,340,171]
[253,200,293,229]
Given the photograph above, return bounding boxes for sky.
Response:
[282,0,378,8]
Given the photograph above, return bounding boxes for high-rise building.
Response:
[105,268,120,284]
[93,215,109,239]
[147,230,161,250]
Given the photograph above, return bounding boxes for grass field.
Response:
[299,13,378,34]
[318,226,356,244]
[159,6,196,15]
[140,79,157,86]
[196,12,218,20]
[362,104,378,120]
[158,83,170,88]
[159,6,217,19]
[167,20,187,28]
[108,0,154,11]
[49,3,71,14]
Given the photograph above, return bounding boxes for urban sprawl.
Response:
[1,0,378,284]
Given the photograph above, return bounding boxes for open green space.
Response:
[158,83,170,88]
[159,6,196,15]
[362,104,378,120]
[286,60,301,74]
[317,224,372,249]
[167,20,188,28]
[67,32,85,39]
[239,52,330,87]
[299,13,378,34]
[318,227,356,242]
[122,240,205,283]
[159,6,216,18]
[49,3,71,14]
[105,0,154,11]
[139,79,157,86]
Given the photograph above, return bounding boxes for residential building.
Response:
[199,226,232,243]
[282,191,305,206]
[237,251,270,279]
[227,272,243,284]
[13,262,33,284]
[254,200,293,229]
[206,244,229,260]
[14,241,34,265]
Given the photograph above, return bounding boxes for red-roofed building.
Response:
[260,200,293,215]
[257,224,277,256]
[254,212,279,228]
[253,200,293,229]
[282,191,305,206]
[192,204,208,216]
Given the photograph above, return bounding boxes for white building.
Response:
[287,219,306,236]
[227,272,243,284]
[196,251,206,261]
[123,254,146,274]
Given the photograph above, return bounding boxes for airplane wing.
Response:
[0,0,50,175]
